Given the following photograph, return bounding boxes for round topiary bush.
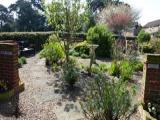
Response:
[87,24,113,58]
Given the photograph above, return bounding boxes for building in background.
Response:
[143,19,160,37]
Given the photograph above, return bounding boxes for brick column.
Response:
[144,54,160,104]
[0,40,20,90]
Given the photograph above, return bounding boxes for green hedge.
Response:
[0,32,52,51]
[0,32,136,52]
[0,32,86,51]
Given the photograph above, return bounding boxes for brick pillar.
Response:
[144,54,160,104]
[0,40,20,90]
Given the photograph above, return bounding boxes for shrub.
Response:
[62,59,79,86]
[109,61,120,77]
[51,63,61,72]
[109,59,143,81]
[69,49,75,55]
[70,41,90,58]
[137,30,151,43]
[81,73,132,120]
[71,51,80,57]
[74,41,90,56]
[133,61,143,72]
[40,34,65,65]
[150,39,160,54]
[98,63,109,72]
[20,57,27,64]
[87,24,113,57]
[141,43,155,53]
[79,64,86,69]
[120,60,134,81]
[91,65,101,74]
[18,57,27,67]
[18,59,23,68]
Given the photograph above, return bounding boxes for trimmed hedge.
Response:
[0,32,136,52]
[0,32,52,51]
[0,32,86,51]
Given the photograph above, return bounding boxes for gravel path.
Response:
[0,54,84,120]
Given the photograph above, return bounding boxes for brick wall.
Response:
[0,40,20,90]
[144,54,160,104]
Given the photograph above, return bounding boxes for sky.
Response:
[0,0,160,26]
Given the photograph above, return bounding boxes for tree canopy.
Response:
[0,4,14,32]
[87,0,120,12]
[45,0,88,33]
[45,0,89,62]
[9,0,48,32]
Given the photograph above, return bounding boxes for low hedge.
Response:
[0,32,86,51]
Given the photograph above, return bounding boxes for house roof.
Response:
[144,19,160,28]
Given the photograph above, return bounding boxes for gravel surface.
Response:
[0,55,57,120]
[0,55,84,120]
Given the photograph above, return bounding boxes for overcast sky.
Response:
[0,0,160,25]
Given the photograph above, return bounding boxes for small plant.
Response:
[40,34,65,65]
[69,49,76,55]
[109,61,120,77]
[72,51,80,57]
[18,57,27,67]
[74,41,90,56]
[18,58,23,68]
[91,65,101,74]
[134,61,143,71]
[20,57,27,64]
[51,63,61,72]
[137,30,151,53]
[150,39,160,54]
[62,59,80,86]
[98,63,109,72]
[120,60,134,81]
[140,43,155,53]
[81,73,132,120]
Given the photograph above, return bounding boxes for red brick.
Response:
[0,41,20,90]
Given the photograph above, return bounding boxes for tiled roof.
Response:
[144,19,160,28]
